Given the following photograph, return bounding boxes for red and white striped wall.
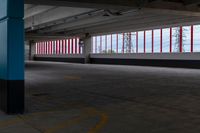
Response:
[36,38,82,55]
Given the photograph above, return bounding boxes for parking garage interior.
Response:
[1,0,200,133]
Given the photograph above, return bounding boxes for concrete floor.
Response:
[1,61,200,133]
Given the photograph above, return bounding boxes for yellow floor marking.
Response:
[0,110,75,128]
[0,105,108,133]
[43,107,108,133]
[43,108,95,133]
[87,112,108,133]
[44,115,87,133]
[64,76,81,80]
[0,118,22,128]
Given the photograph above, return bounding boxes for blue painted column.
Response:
[0,0,24,114]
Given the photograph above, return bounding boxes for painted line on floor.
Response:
[0,105,108,133]
[43,108,97,133]
[64,75,81,80]
[0,110,80,128]
[0,118,22,128]
[43,107,108,133]
[44,115,86,133]
[87,113,108,133]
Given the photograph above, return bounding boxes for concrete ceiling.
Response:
[24,0,200,40]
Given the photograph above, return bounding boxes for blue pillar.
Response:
[0,0,24,114]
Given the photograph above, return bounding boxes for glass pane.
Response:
[162,28,170,53]
[118,33,123,53]
[182,26,191,52]
[131,32,136,53]
[194,25,200,52]
[146,30,152,53]
[102,36,106,53]
[124,33,132,53]
[154,29,160,53]
[112,34,117,53]
[138,31,144,53]
[96,36,101,53]
[107,35,111,53]
[172,27,180,53]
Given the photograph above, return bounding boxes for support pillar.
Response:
[29,40,36,60]
[0,0,24,114]
[83,34,92,63]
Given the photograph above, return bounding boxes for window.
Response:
[112,34,117,53]
[146,30,152,53]
[36,24,200,55]
[93,37,95,53]
[154,29,160,53]
[194,25,200,52]
[172,27,180,53]
[102,36,106,53]
[118,33,123,53]
[182,26,191,52]
[138,31,144,53]
[131,32,136,53]
[107,35,112,53]
[162,28,170,53]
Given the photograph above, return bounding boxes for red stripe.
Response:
[41,42,43,54]
[160,29,163,53]
[50,41,52,54]
[144,31,146,53]
[122,33,124,53]
[75,38,77,54]
[38,42,41,54]
[43,42,45,54]
[180,26,183,53]
[68,39,71,54]
[105,35,107,53]
[116,34,118,53]
[56,40,58,54]
[41,42,42,54]
[72,39,74,54]
[170,28,172,53]
[136,32,138,53]
[46,42,48,54]
[111,34,113,53]
[62,40,64,54]
[191,25,194,53]
[78,38,81,54]
[45,42,47,54]
[129,33,132,53]
[152,30,154,53]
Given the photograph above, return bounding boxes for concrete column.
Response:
[83,34,92,63]
[29,40,36,60]
[0,0,24,114]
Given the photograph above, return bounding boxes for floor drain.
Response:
[32,93,49,97]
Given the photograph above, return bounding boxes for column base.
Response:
[0,79,24,114]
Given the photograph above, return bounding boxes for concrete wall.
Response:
[90,53,200,60]
[34,54,85,63]
[34,53,200,68]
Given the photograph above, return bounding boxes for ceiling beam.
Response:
[25,33,67,41]
[24,0,145,10]
[40,11,153,33]
[25,7,93,29]
[183,0,200,6]
[25,5,55,19]
[64,15,200,36]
